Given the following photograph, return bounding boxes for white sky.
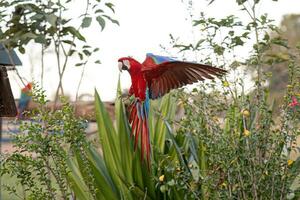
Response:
[9,0,300,101]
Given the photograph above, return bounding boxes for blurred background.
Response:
[8,0,300,101]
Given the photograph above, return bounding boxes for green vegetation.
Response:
[1,0,300,199]
[0,0,118,101]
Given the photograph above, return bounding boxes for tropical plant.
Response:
[67,81,184,199]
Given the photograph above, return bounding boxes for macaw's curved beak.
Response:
[118,62,128,72]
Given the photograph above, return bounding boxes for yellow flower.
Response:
[287,159,294,166]
[265,171,268,175]
[243,129,250,137]
[159,175,165,182]
[221,182,227,187]
[212,116,219,122]
[223,81,230,87]
[241,109,250,117]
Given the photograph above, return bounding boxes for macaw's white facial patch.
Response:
[123,59,131,69]
[118,62,123,72]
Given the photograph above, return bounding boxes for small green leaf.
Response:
[46,14,57,27]
[68,49,76,56]
[78,52,83,60]
[195,39,205,49]
[18,46,25,54]
[81,17,92,28]
[34,35,47,44]
[232,36,244,46]
[105,3,115,13]
[83,49,91,56]
[102,15,119,25]
[64,26,86,42]
[75,63,84,66]
[62,40,76,47]
[96,16,106,30]
[22,32,37,39]
[95,9,104,14]
[213,44,225,55]
[271,37,289,48]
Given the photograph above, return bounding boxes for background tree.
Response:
[0,0,118,103]
[266,14,300,93]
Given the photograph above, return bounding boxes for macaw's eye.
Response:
[123,60,131,69]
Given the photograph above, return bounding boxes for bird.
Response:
[17,82,32,119]
[118,53,226,166]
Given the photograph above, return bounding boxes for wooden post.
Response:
[0,66,17,117]
[0,66,17,199]
[0,116,2,199]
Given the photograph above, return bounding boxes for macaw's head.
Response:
[118,57,141,74]
[26,82,32,90]
[21,82,32,92]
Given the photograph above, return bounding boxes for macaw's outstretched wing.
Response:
[142,53,227,99]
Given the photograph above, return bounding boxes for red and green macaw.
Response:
[118,53,226,165]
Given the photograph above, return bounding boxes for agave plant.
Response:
[66,81,197,200]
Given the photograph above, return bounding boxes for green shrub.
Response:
[0,86,93,199]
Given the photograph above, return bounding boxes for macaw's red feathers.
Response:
[142,60,227,99]
[128,99,151,168]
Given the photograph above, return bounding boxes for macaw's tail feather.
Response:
[128,99,151,168]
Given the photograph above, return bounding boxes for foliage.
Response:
[0,85,93,199]
[66,81,180,200]
[160,0,300,199]
[0,0,118,100]
[259,14,300,109]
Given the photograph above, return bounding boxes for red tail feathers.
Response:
[128,100,151,168]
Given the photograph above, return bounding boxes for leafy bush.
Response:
[0,86,92,199]
[158,0,300,199]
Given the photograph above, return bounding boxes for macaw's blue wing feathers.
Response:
[146,53,176,64]
[142,53,176,68]
[128,95,151,168]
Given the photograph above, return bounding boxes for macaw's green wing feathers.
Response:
[142,61,227,99]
